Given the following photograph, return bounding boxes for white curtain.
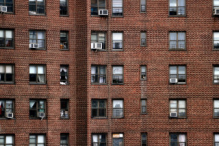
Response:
[113,67,123,74]
[38,66,44,74]
[113,100,123,108]
[6,31,12,39]
[6,65,12,73]
[215,67,219,75]
[0,65,4,73]
[179,134,186,142]
[91,66,96,74]
[92,135,98,142]
[113,33,122,41]
[29,66,36,74]
[113,0,122,7]
[38,135,45,143]
[6,136,13,144]
[0,30,4,37]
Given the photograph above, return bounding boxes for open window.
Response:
[60,65,68,85]
[29,100,46,119]
[112,100,123,118]
[60,99,69,118]
[0,100,14,118]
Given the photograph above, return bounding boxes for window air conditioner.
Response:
[38,112,45,118]
[91,42,102,50]
[98,9,108,16]
[29,43,39,49]
[170,78,178,84]
[170,112,177,117]
[0,6,7,13]
[5,112,13,118]
[214,8,219,15]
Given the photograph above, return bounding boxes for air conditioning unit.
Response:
[214,8,219,15]
[170,112,177,117]
[29,43,39,49]
[5,112,13,118]
[170,78,178,84]
[0,6,7,13]
[38,112,45,118]
[98,9,108,16]
[91,43,102,50]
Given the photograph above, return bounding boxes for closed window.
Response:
[214,66,219,83]
[214,100,219,118]
[91,66,106,84]
[140,66,146,80]
[91,32,106,50]
[0,100,14,118]
[60,65,68,85]
[92,134,107,146]
[170,133,186,146]
[29,65,46,84]
[112,66,123,84]
[169,0,185,16]
[169,66,186,84]
[113,100,123,118]
[214,32,219,49]
[112,32,123,50]
[0,135,14,146]
[141,32,146,46]
[91,0,106,15]
[60,134,69,146]
[112,0,123,16]
[60,31,68,50]
[214,0,219,9]
[29,0,45,15]
[140,0,146,12]
[91,99,106,118]
[112,133,123,146]
[215,134,219,146]
[60,99,69,118]
[141,99,146,114]
[169,100,186,118]
[141,133,147,146]
[29,31,46,49]
[0,30,13,48]
[29,134,46,146]
[169,32,186,50]
[0,0,13,13]
[60,0,68,16]
[0,64,14,83]
[29,100,46,118]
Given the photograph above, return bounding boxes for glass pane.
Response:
[178,0,185,6]
[5,31,12,39]
[99,0,105,7]
[37,135,44,143]
[178,32,185,40]
[214,32,219,40]
[99,66,105,74]
[6,136,13,144]
[112,0,122,7]
[99,109,105,116]
[141,0,146,5]
[141,100,146,106]
[99,100,105,108]
[178,7,185,15]
[214,67,219,75]
[179,109,186,117]
[38,66,44,74]
[170,66,177,74]
[113,33,122,40]
[214,0,219,6]
[39,101,45,108]
[0,30,3,37]
[178,100,185,108]
[170,100,177,108]
[30,66,37,74]
[92,100,98,108]
[5,65,12,73]
[0,65,4,73]
[141,32,146,39]
[29,31,37,39]
[215,100,219,108]
[214,109,219,117]
[141,66,146,72]
[113,100,123,108]
[216,134,219,142]
[178,66,185,74]
[113,66,123,74]
[170,0,176,6]
[113,109,123,117]
[6,100,12,108]
[92,135,98,142]
[30,100,36,109]
[91,66,96,74]
[178,41,185,49]
[170,134,177,142]
[100,134,106,142]
[169,33,177,40]
[179,134,186,142]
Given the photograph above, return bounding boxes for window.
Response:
[60,99,69,118]
[0,100,14,118]
[60,134,69,146]
[140,66,146,80]
[60,65,68,85]
[0,64,14,83]
[29,134,46,146]
[215,134,219,146]
[91,66,106,84]
[29,65,46,84]
[169,0,185,16]
[214,0,219,9]
[112,0,123,16]
[169,100,186,118]
[169,66,186,84]
[112,66,123,84]
[92,134,106,146]
[0,135,14,146]
[141,133,147,146]
[29,31,46,49]
[113,100,123,118]
[91,99,106,118]
[91,0,106,15]
[0,0,13,13]
[170,133,186,146]
[60,0,68,16]
[214,66,219,83]
[112,133,123,146]
[60,31,68,50]
[112,32,123,50]
[141,99,146,114]
[140,0,146,12]
[0,30,13,48]
[91,32,106,50]
[169,32,186,50]
[213,32,219,49]
[141,32,146,46]
[29,100,46,118]
[214,100,219,118]
[29,0,45,15]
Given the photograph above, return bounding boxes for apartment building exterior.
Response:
[0,0,219,145]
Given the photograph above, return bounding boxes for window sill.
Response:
[112,49,124,51]
[60,49,69,51]
[29,13,46,16]
[29,118,47,120]
[0,47,14,49]
[112,117,124,119]
[140,12,146,13]
[141,45,146,47]
[29,83,46,85]
[92,117,107,119]
[60,118,69,120]
[212,49,219,51]
[2,12,14,14]
[29,48,46,50]
[111,16,124,18]
[169,49,187,51]
[141,113,147,115]
[112,83,124,85]
[0,118,15,120]
[0,82,14,84]
[168,15,186,17]
[169,117,187,119]
[91,83,107,85]
[60,83,69,85]
[140,79,147,81]
[169,83,186,85]
[60,15,69,17]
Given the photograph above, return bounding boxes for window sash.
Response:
[169,66,186,83]
[60,32,68,49]
[29,135,46,145]
[91,100,106,117]
[0,30,14,48]
[0,135,14,145]
[140,0,146,12]
[112,0,123,16]
[91,66,106,84]
[0,65,14,83]
[29,31,46,49]
[169,32,186,49]
[169,100,186,118]
[169,0,185,15]
[29,0,45,15]
[92,134,107,146]
[141,99,147,114]
[29,65,46,83]
[0,100,14,118]
[91,32,106,49]
[0,0,14,12]
[140,66,146,80]
[91,0,106,15]
[60,65,69,84]
[60,0,68,15]
[141,133,147,146]
[29,100,46,118]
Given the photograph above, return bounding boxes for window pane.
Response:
[215,100,219,108]
[92,135,98,142]
[91,66,96,74]
[170,100,177,108]
[99,66,105,74]
[38,66,44,74]
[6,136,13,144]
[214,67,219,75]
[170,0,177,7]
[179,134,186,142]
[5,31,12,39]
[141,0,145,5]
[99,0,105,7]
[37,135,44,143]
[178,32,185,40]
[113,67,123,74]
[170,134,177,142]
[215,134,219,142]
[37,32,45,39]
[29,66,37,74]
[0,31,3,37]
[141,32,146,39]
[141,100,146,106]
[178,100,185,108]
[112,0,122,7]
[170,33,177,40]
[170,66,177,74]
[5,65,12,73]
[113,100,123,108]
[141,66,146,72]
[214,0,219,6]
[113,33,122,40]
[0,66,4,73]
[178,66,185,74]
[178,0,185,6]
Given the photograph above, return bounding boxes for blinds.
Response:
[112,0,122,7]
[113,66,123,74]
[214,67,219,75]
[113,33,122,40]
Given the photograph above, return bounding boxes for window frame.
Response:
[29,65,46,84]
[29,99,46,119]
[0,30,14,49]
[91,65,107,84]
[141,99,147,114]
[213,32,219,50]
[91,99,107,118]
[169,65,186,84]
[29,134,46,145]
[140,65,146,80]
[60,31,69,50]
[0,135,14,146]
[140,0,146,13]
[213,66,219,84]
[29,0,46,15]
[0,99,15,119]
[112,32,123,51]
[214,133,219,146]
[60,99,69,119]
[169,99,186,119]
[169,133,187,146]
[141,133,147,146]
[0,64,14,84]
[91,0,106,16]
[60,65,69,85]
[140,32,146,46]
[112,133,124,146]
[60,0,68,16]
[112,99,124,118]
[29,30,46,50]
[0,0,14,13]
[168,0,186,16]
[91,31,107,50]
[169,32,186,50]
[112,66,124,85]
[60,133,69,146]
[91,133,107,146]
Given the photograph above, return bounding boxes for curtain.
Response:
[91,66,96,74]
[38,66,44,74]
[113,100,123,108]
[0,30,4,38]
[215,67,219,75]
[113,33,122,41]
[29,66,36,74]
[179,134,186,142]
[38,75,45,83]
[37,32,45,39]
[0,65,4,73]
[92,135,98,142]
[6,136,13,144]
[112,0,122,7]
[113,67,123,74]
[30,101,36,108]
[37,135,44,143]
[6,31,12,39]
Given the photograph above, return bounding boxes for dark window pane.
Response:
[37,5,44,14]
[0,74,4,81]
[6,74,12,81]
[29,74,37,82]
[92,109,97,117]
[29,5,36,12]
[30,110,37,117]
[0,38,5,47]
[6,4,13,12]
[99,109,105,116]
